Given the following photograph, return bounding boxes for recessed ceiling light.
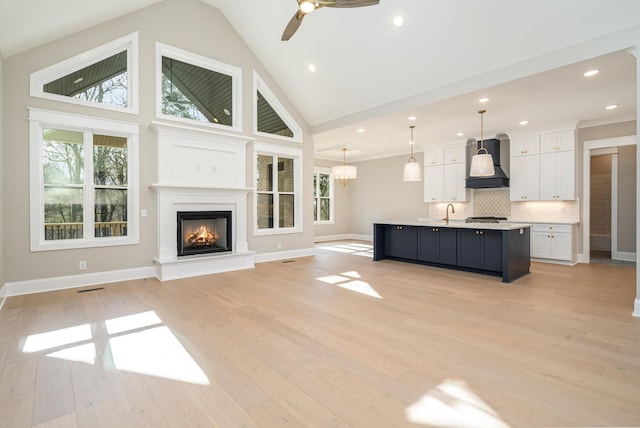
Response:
[308,64,316,72]
[605,104,618,110]
[519,120,529,125]
[456,132,464,137]
[393,15,404,27]
[357,128,365,133]
[583,69,599,77]
[408,116,416,121]
[73,77,84,84]
[478,97,490,103]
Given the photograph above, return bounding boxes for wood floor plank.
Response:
[32,356,75,427]
[0,241,639,427]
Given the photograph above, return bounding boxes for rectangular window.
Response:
[313,169,334,224]
[254,143,302,235]
[30,109,139,251]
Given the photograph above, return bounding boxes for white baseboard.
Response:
[612,251,636,262]
[314,234,372,243]
[634,298,640,318]
[2,266,156,297]
[254,247,316,263]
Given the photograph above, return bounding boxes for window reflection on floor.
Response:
[316,270,382,299]
[21,310,210,385]
[317,241,373,257]
[406,378,508,427]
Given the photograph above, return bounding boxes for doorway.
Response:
[583,136,636,265]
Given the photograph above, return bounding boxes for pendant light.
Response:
[403,125,422,181]
[469,109,495,177]
[331,148,357,186]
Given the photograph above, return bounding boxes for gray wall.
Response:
[618,145,636,252]
[1,0,314,285]
[347,153,427,236]
[0,54,4,286]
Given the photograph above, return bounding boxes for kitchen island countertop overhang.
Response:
[381,218,533,230]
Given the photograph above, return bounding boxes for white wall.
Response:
[1,0,314,286]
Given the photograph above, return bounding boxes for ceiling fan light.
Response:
[299,1,316,13]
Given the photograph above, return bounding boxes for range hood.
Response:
[465,137,510,188]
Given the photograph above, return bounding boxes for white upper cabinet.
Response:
[443,163,467,202]
[540,149,575,200]
[510,155,540,201]
[510,129,575,201]
[510,134,540,156]
[423,143,467,203]
[443,145,466,164]
[540,130,574,153]
[424,165,444,202]
[424,148,444,166]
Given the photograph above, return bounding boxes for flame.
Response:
[185,224,218,246]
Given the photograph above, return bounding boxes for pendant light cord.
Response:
[478,110,488,154]
[409,125,416,161]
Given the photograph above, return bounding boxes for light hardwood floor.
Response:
[1,241,639,427]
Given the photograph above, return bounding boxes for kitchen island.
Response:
[373,219,531,283]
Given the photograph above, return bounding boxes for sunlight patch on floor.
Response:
[23,324,92,353]
[105,310,162,334]
[316,270,382,299]
[47,342,97,365]
[317,242,373,257]
[406,379,508,427]
[22,310,210,385]
[109,325,210,385]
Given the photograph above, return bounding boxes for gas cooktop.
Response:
[465,216,508,223]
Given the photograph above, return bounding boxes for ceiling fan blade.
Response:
[326,0,379,8]
[282,11,305,41]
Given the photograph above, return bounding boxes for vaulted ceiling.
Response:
[1,0,639,161]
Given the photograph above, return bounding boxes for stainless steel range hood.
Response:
[465,136,510,188]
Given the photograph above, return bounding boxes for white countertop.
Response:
[376,219,532,231]
[508,218,579,225]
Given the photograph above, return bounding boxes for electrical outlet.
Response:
[79,261,87,270]
[277,242,282,249]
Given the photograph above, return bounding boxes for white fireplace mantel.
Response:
[150,122,255,281]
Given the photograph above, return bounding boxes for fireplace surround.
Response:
[151,122,255,280]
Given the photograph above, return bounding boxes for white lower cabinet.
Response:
[531,224,573,262]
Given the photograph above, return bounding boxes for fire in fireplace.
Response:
[177,211,232,257]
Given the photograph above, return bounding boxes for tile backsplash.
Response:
[427,187,580,222]
[473,188,511,216]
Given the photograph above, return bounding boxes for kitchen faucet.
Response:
[444,203,455,224]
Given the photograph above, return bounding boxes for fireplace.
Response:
[177,211,232,257]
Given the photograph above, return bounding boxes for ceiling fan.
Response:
[282,0,380,41]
